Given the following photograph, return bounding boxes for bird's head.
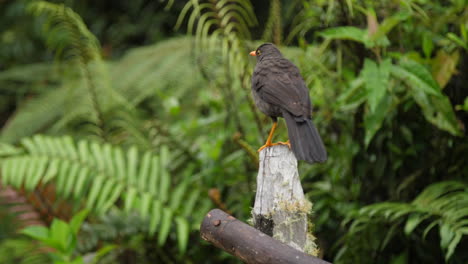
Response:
[249,43,283,60]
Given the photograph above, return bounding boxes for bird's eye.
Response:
[257,50,261,55]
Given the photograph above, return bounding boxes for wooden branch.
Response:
[253,145,313,252]
[200,209,330,264]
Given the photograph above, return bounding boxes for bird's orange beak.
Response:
[249,51,256,56]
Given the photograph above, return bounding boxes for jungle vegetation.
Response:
[0,0,467,263]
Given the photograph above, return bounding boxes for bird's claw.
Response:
[276,140,291,149]
[257,143,273,152]
[257,140,291,152]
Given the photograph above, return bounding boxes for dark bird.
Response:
[250,43,327,164]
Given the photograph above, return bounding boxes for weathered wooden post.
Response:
[200,145,330,263]
[252,145,315,253]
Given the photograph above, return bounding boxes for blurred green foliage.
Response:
[0,0,467,263]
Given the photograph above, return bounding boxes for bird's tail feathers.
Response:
[283,111,327,164]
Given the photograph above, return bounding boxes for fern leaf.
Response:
[158,208,173,246]
[0,135,205,253]
[342,181,468,261]
[0,238,51,264]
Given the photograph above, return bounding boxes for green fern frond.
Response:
[0,63,60,93]
[0,37,212,168]
[0,238,52,264]
[0,135,208,253]
[342,181,468,261]
[176,0,265,140]
[176,0,257,68]
[1,86,70,143]
[261,0,282,45]
[26,1,122,139]
[28,1,100,63]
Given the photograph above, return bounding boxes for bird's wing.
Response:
[253,60,311,118]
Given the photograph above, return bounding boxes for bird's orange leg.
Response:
[258,122,278,152]
[258,122,291,152]
[258,123,292,152]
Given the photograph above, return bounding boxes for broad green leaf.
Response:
[391,60,461,136]
[447,32,468,50]
[336,78,366,110]
[361,59,379,112]
[319,26,367,45]
[393,59,441,96]
[69,210,89,235]
[50,219,72,253]
[91,245,118,264]
[21,225,49,242]
[71,257,84,264]
[371,11,410,42]
[361,58,391,113]
[410,87,461,136]
[55,257,84,264]
[364,94,393,147]
[422,33,434,58]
